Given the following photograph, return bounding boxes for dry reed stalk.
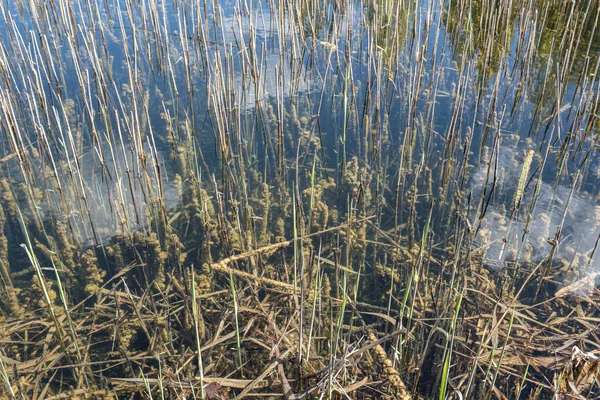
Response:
[368,331,411,399]
[212,260,296,292]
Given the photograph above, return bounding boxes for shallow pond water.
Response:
[1,0,600,398]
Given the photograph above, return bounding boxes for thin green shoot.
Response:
[140,367,154,400]
[515,363,529,399]
[158,356,165,400]
[439,287,464,400]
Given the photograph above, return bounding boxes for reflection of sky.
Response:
[469,144,600,272]
[64,139,182,246]
[216,11,314,108]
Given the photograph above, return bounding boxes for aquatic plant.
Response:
[1,0,600,398]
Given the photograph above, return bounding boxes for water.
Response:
[1,0,600,397]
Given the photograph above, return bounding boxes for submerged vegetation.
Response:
[1,0,600,398]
